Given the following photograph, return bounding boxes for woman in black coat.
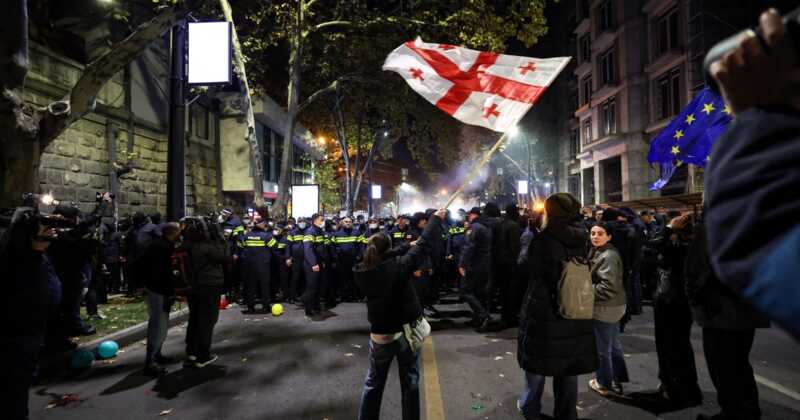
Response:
[354,209,446,420]
[517,193,597,420]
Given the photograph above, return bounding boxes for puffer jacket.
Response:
[518,219,598,376]
[354,216,443,334]
[588,243,625,307]
[181,239,230,288]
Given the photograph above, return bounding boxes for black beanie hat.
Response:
[544,193,581,221]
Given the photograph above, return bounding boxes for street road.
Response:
[30,297,800,420]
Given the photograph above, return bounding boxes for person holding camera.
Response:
[45,193,112,351]
[141,222,182,376]
[0,208,61,420]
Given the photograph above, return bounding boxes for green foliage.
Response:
[231,0,551,179]
[314,157,342,212]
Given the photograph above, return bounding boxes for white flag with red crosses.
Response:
[383,38,571,133]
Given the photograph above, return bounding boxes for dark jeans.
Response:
[703,327,761,419]
[338,258,359,301]
[145,291,169,365]
[358,336,420,420]
[186,286,222,360]
[289,259,305,301]
[460,268,489,320]
[303,263,321,315]
[593,319,629,388]
[0,335,44,420]
[518,372,577,420]
[654,298,702,405]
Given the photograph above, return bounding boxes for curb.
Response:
[78,307,190,351]
[40,308,190,372]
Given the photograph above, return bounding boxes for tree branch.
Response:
[38,1,197,150]
[296,74,363,114]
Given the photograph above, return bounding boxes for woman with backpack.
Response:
[353,209,446,420]
[587,222,629,396]
[517,193,597,420]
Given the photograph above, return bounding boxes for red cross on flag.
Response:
[383,38,571,133]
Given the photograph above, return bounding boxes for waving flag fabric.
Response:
[383,38,571,133]
[647,87,732,190]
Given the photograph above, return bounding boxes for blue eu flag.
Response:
[647,87,732,190]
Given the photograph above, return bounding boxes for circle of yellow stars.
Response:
[670,103,732,157]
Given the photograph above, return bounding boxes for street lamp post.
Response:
[167,18,187,221]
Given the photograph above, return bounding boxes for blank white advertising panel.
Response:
[188,22,232,85]
[291,185,319,219]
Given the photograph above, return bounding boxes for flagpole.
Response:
[444,132,510,209]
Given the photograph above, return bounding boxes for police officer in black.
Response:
[286,218,307,305]
[459,207,494,331]
[389,215,413,247]
[303,214,327,318]
[333,216,363,302]
[241,218,278,313]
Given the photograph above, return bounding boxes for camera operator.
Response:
[44,193,113,352]
[706,8,800,340]
[0,208,61,420]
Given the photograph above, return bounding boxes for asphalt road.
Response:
[30,297,800,420]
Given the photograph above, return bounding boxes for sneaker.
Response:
[90,313,107,321]
[612,382,624,395]
[183,355,197,368]
[193,354,219,368]
[589,378,611,397]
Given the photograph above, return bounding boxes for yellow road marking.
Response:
[422,337,445,420]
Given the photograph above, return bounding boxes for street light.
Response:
[508,125,519,137]
[318,136,327,146]
[517,180,529,195]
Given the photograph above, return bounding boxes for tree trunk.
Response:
[0,0,192,206]
[220,0,264,207]
[274,1,303,219]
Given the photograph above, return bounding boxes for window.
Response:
[192,105,209,139]
[655,67,682,120]
[579,34,591,64]
[600,47,616,86]
[581,74,592,106]
[578,0,590,21]
[582,118,593,145]
[600,97,617,136]
[598,0,615,32]
[569,175,581,198]
[569,129,579,157]
[656,7,680,57]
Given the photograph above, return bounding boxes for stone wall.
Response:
[28,43,221,217]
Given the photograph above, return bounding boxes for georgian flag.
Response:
[383,38,571,133]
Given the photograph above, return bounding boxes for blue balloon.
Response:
[97,341,119,359]
[71,349,94,369]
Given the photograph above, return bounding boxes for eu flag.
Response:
[647,87,732,190]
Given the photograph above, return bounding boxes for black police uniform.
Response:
[303,223,327,316]
[241,227,278,311]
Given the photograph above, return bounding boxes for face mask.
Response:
[217,215,225,224]
[272,230,280,236]
[268,221,274,227]
[379,224,385,229]
[287,224,294,230]
[298,222,307,229]
[369,223,378,229]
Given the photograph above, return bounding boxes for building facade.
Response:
[557,0,771,205]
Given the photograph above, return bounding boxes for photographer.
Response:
[45,193,112,351]
[0,208,61,420]
[706,8,800,340]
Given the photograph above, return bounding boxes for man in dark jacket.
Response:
[495,204,522,328]
[1,208,61,420]
[303,214,328,318]
[142,223,181,376]
[240,218,278,313]
[687,221,770,420]
[706,9,800,340]
[459,207,493,331]
[517,193,597,420]
[286,218,307,305]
